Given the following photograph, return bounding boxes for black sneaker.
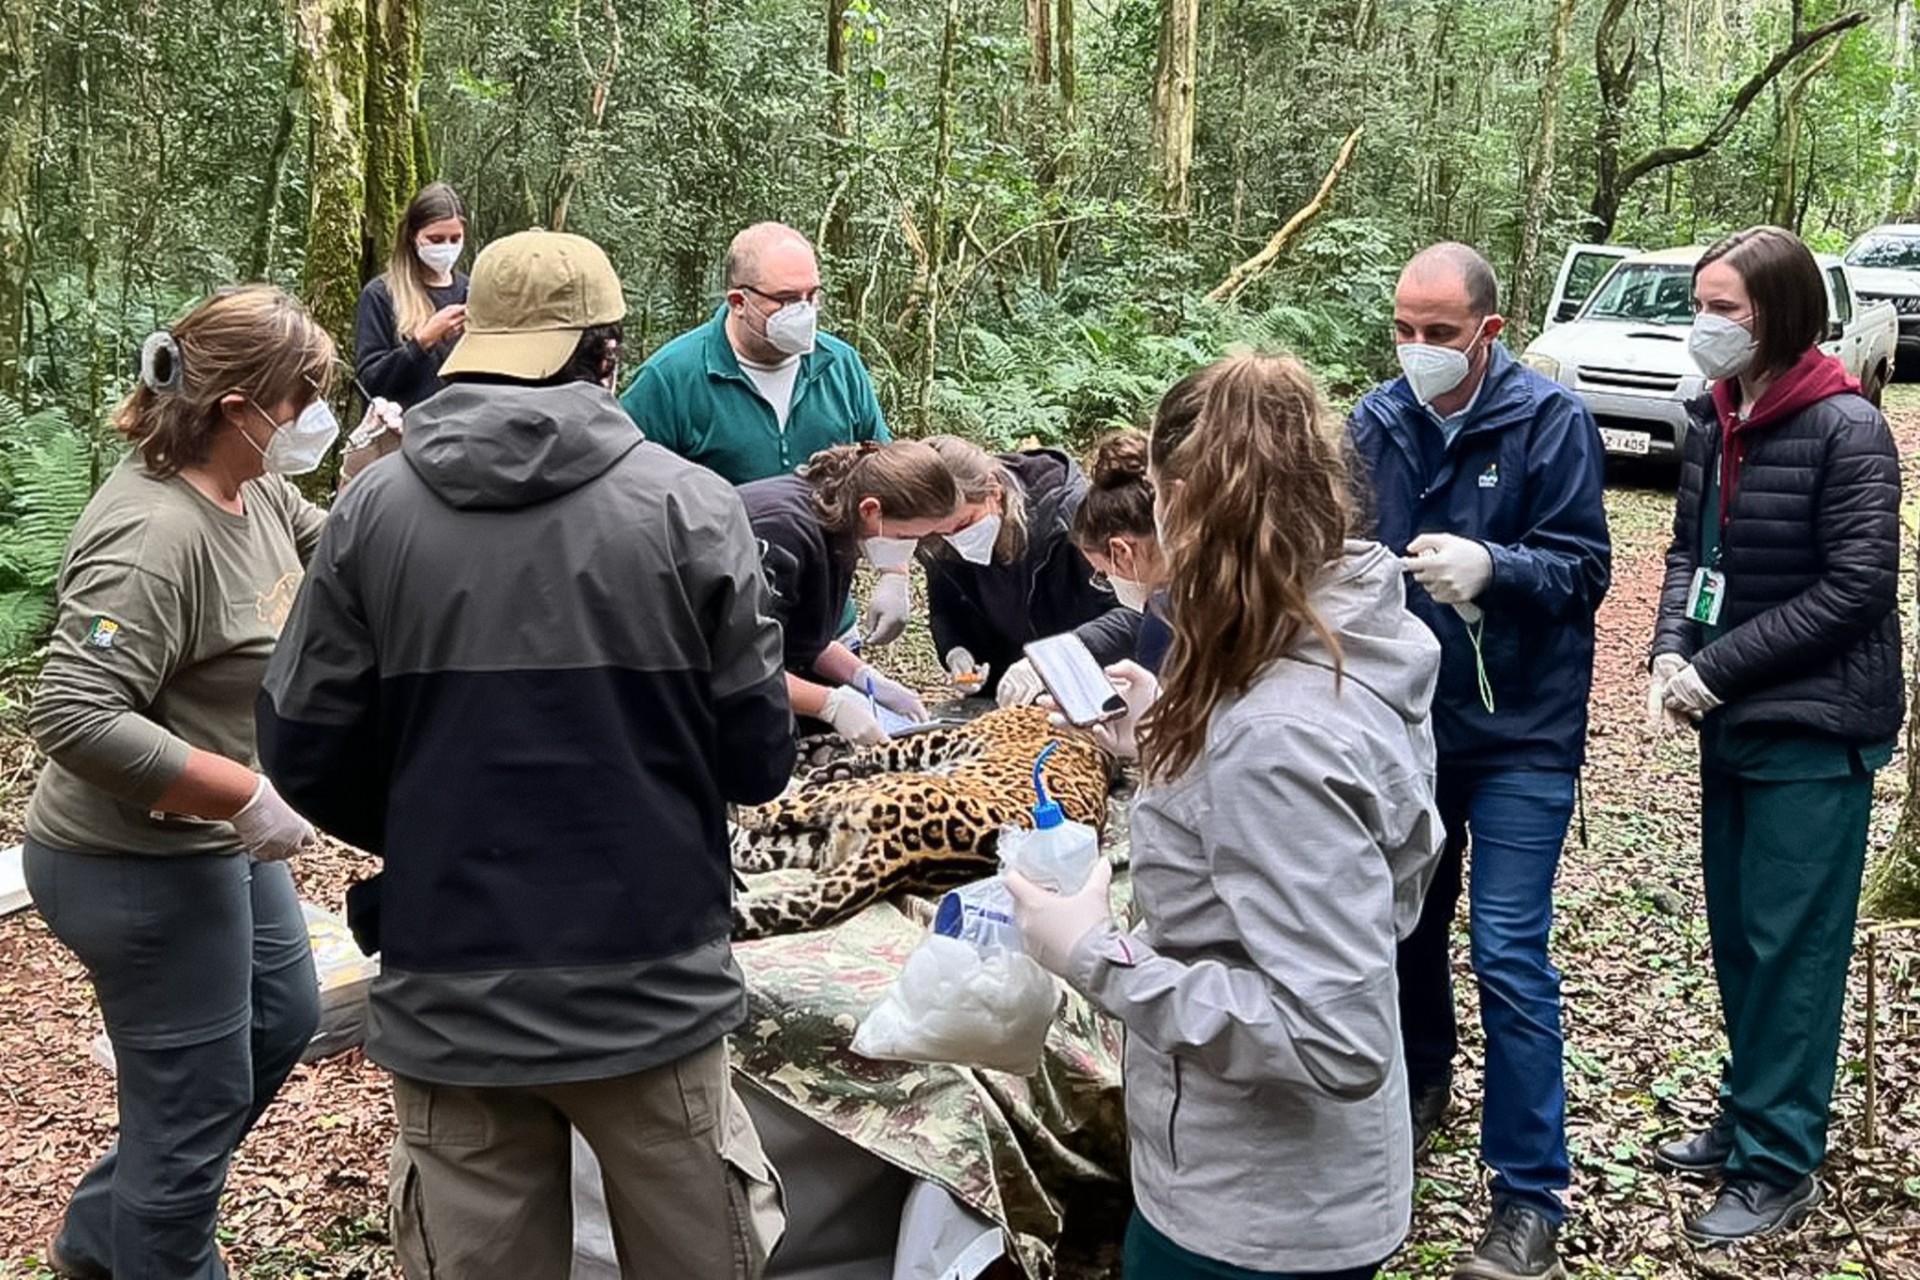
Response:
[1453,1203,1567,1280]
[45,1234,111,1280]
[1411,1070,1453,1158]
[1653,1115,1735,1176]
[1683,1176,1822,1247]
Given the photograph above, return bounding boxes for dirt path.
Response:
[3,399,1919,1277]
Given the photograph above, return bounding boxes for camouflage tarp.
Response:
[729,803,1132,1280]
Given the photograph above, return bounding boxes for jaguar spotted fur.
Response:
[730,705,1113,939]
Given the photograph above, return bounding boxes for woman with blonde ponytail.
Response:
[1006,353,1444,1280]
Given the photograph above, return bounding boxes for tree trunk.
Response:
[1206,126,1363,305]
[361,0,424,278]
[1511,0,1579,341]
[1151,0,1199,227]
[248,58,305,281]
[548,0,621,233]
[824,0,852,277]
[298,0,370,362]
[0,0,34,399]
[916,0,960,426]
[1026,0,1059,290]
[1589,0,1636,242]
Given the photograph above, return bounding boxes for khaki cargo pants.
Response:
[389,1041,785,1280]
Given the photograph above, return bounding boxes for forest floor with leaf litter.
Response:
[3,397,1920,1279]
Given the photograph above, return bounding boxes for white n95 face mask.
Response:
[1688,314,1757,380]
[1396,321,1485,406]
[1109,577,1150,610]
[764,301,818,356]
[943,515,1001,565]
[249,400,341,476]
[416,241,463,275]
[861,535,919,570]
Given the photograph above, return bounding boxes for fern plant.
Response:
[0,395,111,660]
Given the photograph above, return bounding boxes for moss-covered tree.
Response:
[0,0,33,400]
[362,0,425,277]
[299,0,369,352]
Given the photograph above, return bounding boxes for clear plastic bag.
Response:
[851,879,1060,1076]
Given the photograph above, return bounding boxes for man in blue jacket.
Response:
[1348,243,1611,1280]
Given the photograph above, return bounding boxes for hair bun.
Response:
[1088,430,1150,489]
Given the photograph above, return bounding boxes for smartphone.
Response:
[1023,633,1127,727]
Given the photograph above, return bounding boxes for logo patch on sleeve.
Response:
[84,616,122,649]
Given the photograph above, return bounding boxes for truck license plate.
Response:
[1599,427,1651,455]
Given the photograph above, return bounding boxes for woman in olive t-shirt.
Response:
[23,285,339,1278]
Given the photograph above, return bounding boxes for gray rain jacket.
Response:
[1064,541,1442,1273]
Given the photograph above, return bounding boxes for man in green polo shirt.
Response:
[622,222,902,642]
[620,222,890,484]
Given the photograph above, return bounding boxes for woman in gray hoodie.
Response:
[1007,353,1444,1279]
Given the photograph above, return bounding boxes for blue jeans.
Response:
[1396,767,1572,1223]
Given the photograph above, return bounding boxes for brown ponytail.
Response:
[1140,353,1353,782]
[799,440,960,531]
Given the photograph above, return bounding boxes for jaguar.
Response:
[730,705,1113,939]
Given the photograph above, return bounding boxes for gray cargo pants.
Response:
[24,838,320,1280]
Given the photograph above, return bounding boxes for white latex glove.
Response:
[944,647,991,697]
[1403,533,1494,606]
[1043,659,1159,762]
[1646,653,1689,735]
[1004,859,1116,977]
[1663,662,1722,722]
[995,658,1047,708]
[821,685,890,746]
[347,397,403,449]
[230,775,315,862]
[862,572,912,647]
[853,664,927,722]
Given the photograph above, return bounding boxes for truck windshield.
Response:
[1579,263,1696,325]
[1844,234,1920,269]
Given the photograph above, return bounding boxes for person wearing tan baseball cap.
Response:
[265,225,794,1277]
[439,229,628,381]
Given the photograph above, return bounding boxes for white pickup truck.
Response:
[1519,244,1897,461]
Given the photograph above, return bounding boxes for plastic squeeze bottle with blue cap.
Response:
[1003,742,1101,894]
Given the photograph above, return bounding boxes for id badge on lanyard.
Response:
[1687,564,1725,626]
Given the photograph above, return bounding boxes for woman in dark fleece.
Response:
[918,434,1141,702]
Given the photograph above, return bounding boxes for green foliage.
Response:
[8,0,1919,447]
[0,394,109,659]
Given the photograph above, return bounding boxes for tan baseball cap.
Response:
[440,230,628,381]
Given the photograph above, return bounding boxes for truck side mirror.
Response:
[1827,320,1844,342]
[1554,299,1581,322]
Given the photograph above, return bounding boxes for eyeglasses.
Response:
[739,283,824,308]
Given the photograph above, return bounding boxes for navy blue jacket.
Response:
[1347,344,1611,771]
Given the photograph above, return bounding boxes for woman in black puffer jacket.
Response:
[1646,225,1901,1249]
